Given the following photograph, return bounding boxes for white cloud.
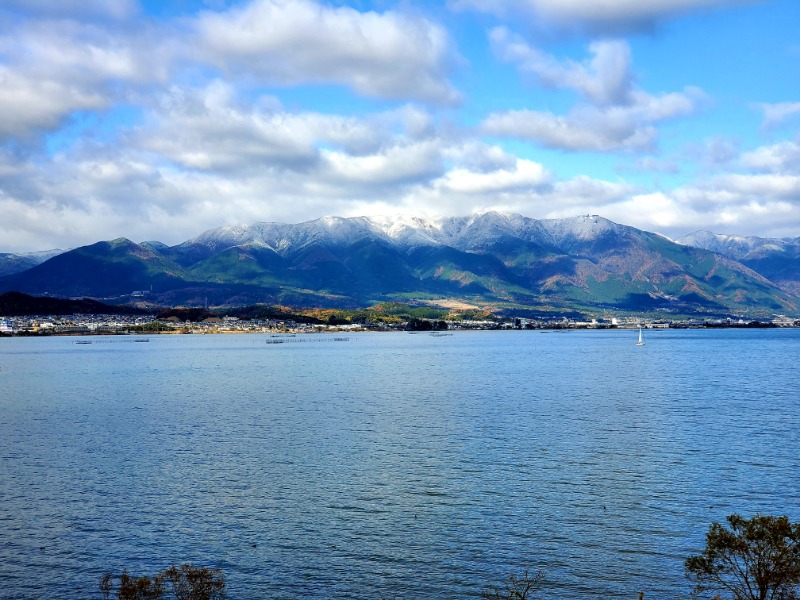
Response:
[322,140,444,187]
[482,35,707,152]
[142,83,326,172]
[608,191,702,231]
[481,89,701,152]
[632,173,800,237]
[0,68,107,140]
[0,0,459,145]
[434,158,550,194]
[450,0,751,32]
[442,142,518,173]
[9,23,159,85]
[490,28,633,105]
[192,0,460,104]
[534,168,800,239]
[756,102,800,131]
[549,176,636,206]
[482,108,652,151]
[741,139,800,173]
[0,18,165,141]
[137,81,453,182]
[712,173,800,200]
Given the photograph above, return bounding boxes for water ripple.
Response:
[1,329,798,598]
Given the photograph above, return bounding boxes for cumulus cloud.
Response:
[0,17,166,142]
[490,28,633,105]
[0,69,107,140]
[482,34,707,152]
[549,176,636,206]
[142,82,352,173]
[0,0,460,145]
[617,170,800,238]
[741,138,800,173]
[481,90,703,152]
[322,140,445,187]
[482,108,652,152]
[192,0,460,104]
[450,0,751,33]
[442,141,519,173]
[711,173,800,200]
[434,158,550,195]
[136,81,456,187]
[672,179,799,234]
[654,139,800,237]
[0,150,173,251]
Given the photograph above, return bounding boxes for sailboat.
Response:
[636,327,645,346]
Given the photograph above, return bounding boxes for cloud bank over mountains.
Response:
[0,0,797,253]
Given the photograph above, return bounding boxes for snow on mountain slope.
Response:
[676,231,799,260]
[0,249,65,277]
[181,212,650,258]
[182,216,389,255]
[537,215,626,247]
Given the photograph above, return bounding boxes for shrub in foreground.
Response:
[99,564,225,600]
[481,569,544,599]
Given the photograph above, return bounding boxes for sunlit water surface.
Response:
[1,329,798,599]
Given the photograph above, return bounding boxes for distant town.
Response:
[2,313,799,337]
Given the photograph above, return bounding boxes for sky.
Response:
[0,0,798,253]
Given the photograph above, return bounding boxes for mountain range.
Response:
[675,231,800,297]
[0,249,63,278]
[1,213,798,317]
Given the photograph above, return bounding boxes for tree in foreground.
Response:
[99,564,225,600]
[481,569,544,599]
[685,514,800,600]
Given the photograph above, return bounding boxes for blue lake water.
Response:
[1,329,798,599]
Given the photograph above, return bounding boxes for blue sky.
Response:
[0,0,798,252]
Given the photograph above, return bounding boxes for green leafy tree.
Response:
[686,514,800,600]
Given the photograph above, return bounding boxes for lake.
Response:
[1,329,798,598]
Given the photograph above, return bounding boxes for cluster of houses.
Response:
[0,315,150,335]
[1,313,799,336]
